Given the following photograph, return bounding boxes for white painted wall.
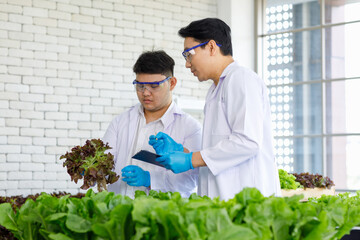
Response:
[217,0,255,70]
[0,0,218,196]
[0,0,256,196]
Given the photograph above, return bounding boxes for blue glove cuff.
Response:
[188,152,194,170]
[144,171,150,187]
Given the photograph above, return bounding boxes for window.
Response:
[257,0,360,191]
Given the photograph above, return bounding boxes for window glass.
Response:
[325,79,360,134]
[275,137,322,174]
[325,22,360,79]
[325,0,360,24]
[269,83,322,137]
[260,0,360,191]
[265,0,320,34]
[326,136,360,190]
[263,29,321,86]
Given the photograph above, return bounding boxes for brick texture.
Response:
[0,0,215,196]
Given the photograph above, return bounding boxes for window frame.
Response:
[255,0,360,192]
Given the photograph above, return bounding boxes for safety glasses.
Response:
[132,76,171,93]
[182,41,222,62]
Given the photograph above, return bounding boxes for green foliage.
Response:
[279,169,335,190]
[1,188,360,240]
[293,172,335,189]
[278,169,301,190]
[60,139,120,192]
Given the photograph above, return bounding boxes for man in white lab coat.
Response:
[150,18,281,200]
[103,50,202,198]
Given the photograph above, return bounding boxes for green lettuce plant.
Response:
[278,169,301,190]
[1,189,360,240]
[292,172,335,189]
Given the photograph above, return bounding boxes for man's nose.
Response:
[185,60,191,68]
[142,86,151,95]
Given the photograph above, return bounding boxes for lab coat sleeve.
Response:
[201,70,265,176]
[150,117,202,197]
[102,117,118,163]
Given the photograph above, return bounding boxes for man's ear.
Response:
[169,77,177,91]
[208,40,219,56]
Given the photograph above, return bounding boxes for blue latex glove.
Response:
[149,132,184,155]
[121,165,150,187]
[156,152,193,174]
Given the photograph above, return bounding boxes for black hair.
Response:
[133,50,175,77]
[178,18,232,56]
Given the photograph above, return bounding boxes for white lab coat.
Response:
[103,102,202,198]
[199,62,281,200]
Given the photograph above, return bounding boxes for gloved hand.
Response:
[156,152,193,174]
[149,132,184,155]
[121,165,150,187]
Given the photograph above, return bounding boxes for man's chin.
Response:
[142,104,156,112]
[197,77,209,82]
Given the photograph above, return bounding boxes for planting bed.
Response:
[0,192,85,240]
[1,188,360,240]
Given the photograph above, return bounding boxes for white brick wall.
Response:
[0,0,216,196]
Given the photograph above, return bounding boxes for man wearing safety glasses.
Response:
[149,18,281,200]
[103,50,201,198]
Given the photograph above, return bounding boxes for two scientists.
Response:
[150,18,281,200]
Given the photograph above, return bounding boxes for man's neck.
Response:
[144,101,172,124]
[213,56,234,86]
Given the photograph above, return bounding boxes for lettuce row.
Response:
[1,188,360,240]
[279,169,335,190]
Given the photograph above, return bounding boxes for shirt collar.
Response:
[219,61,237,81]
[136,101,184,129]
[137,104,145,117]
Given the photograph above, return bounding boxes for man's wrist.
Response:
[191,151,206,168]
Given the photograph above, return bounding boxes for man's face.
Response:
[183,37,211,82]
[135,73,175,113]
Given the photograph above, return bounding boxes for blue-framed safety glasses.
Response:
[133,76,171,93]
[182,41,222,62]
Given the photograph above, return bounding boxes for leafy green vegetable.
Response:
[278,169,301,190]
[48,232,73,240]
[1,188,360,240]
[293,172,335,189]
[66,214,92,233]
[279,169,335,190]
[208,224,257,240]
[0,203,18,232]
[61,139,119,192]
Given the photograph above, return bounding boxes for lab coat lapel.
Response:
[126,104,141,159]
[201,63,236,198]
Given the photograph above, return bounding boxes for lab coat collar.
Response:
[206,61,238,101]
[160,101,185,130]
[219,61,237,80]
[135,101,184,130]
